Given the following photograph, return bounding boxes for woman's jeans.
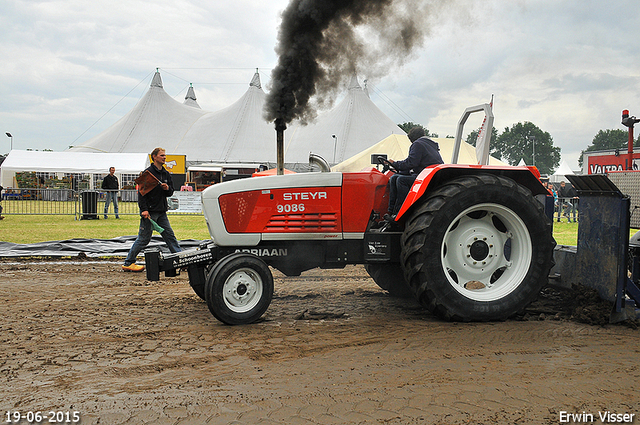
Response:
[123,212,181,266]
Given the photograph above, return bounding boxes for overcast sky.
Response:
[1,0,639,171]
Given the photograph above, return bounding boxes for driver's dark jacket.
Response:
[393,137,444,175]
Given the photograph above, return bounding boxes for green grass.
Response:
[0,215,211,244]
[552,220,638,246]
[0,214,636,246]
[551,221,579,246]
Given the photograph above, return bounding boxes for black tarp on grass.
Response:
[0,236,207,258]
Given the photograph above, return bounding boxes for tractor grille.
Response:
[265,213,339,232]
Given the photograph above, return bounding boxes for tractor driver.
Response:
[385,127,444,220]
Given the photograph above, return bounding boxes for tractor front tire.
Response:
[205,253,274,325]
[187,265,208,300]
[401,174,555,321]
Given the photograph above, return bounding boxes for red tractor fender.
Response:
[395,164,547,220]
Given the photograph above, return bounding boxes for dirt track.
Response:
[1,260,639,425]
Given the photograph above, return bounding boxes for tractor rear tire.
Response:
[364,264,415,298]
[205,253,274,325]
[401,174,555,321]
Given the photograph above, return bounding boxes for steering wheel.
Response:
[376,156,397,173]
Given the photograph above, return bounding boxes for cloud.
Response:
[1,0,639,172]
[367,0,640,169]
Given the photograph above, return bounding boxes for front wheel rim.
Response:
[441,203,532,302]
[222,267,264,313]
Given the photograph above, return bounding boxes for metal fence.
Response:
[1,188,576,222]
[0,189,201,218]
[555,197,579,223]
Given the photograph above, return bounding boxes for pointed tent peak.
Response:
[549,159,577,182]
[250,69,261,89]
[553,159,575,176]
[151,69,163,88]
[184,83,201,109]
[185,83,197,101]
[517,158,526,166]
[348,74,362,90]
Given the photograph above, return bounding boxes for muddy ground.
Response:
[1,259,639,425]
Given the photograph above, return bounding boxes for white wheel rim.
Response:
[441,203,532,302]
[223,267,264,313]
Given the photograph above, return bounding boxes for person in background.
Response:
[101,166,119,219]
[385,127,444,219]
[0,185,4,220]
[545,182,558,206]
[543,182,559,220]
[122,148,182,272]
[558,181,577,223]
[565,181,579,222]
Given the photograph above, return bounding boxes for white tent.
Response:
[332,134,410,172]
[1,150,149,188]
[68,71,405,166]
[332,135,507,172]
[178,72,277,163]
[69,71,207,155]
[183,84,201,109]
[285,75,406,164]
[549,159,576,183]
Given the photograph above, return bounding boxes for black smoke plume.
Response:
[265,0,434,127]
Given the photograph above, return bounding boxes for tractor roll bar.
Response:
[451,103,494,166]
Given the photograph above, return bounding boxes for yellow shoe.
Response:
[122,263,145,272]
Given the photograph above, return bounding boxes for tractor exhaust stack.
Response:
[275,118,286,176]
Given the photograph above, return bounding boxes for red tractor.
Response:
[145,105,555,325]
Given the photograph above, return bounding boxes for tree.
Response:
[398,122,438,138]
[494,122,560,175]
[465,127,500,159]
[578,129,640,167]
